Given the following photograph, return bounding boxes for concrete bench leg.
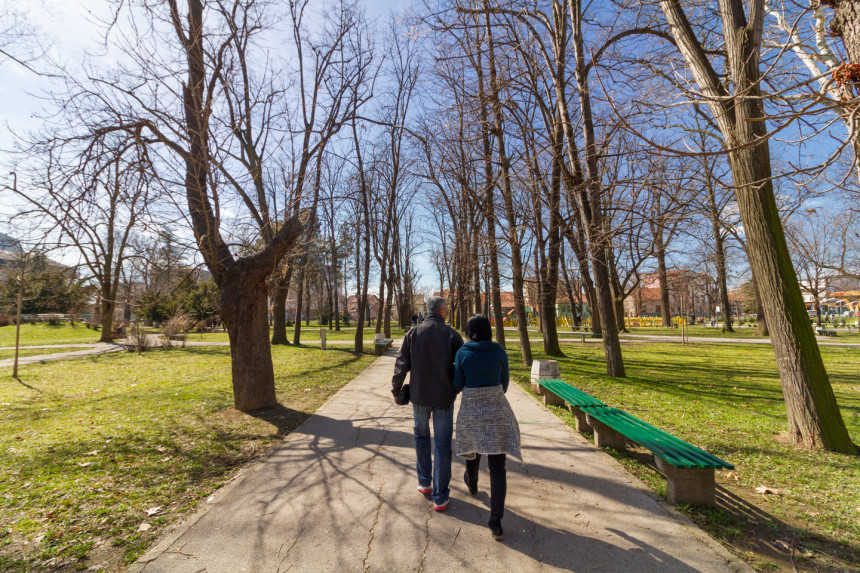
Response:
[585,414,626,450]
[655,457,716,507]
[568,406,593,432]
[541,388,565,407]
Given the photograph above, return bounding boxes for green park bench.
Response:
[531,378,606,432]
[816,328,837,337]
[577,331,602,343]
[534,378,733,506]
[374,338,394,356]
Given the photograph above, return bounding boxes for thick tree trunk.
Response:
[293,261,306,345]
[566,0,624,376]
[220,275,276,411]
[271,274,290,345]
[99,296,115,343]
[713,224,734,332]
[500,181,532,365]
[732,147,854,451]
[656,245,672,327]
[608,249,628,333]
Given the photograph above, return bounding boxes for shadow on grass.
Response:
[245,403,310,436]
[706,486,860,571]
[11,376,47,394]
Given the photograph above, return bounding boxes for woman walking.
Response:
[453,314,521,540]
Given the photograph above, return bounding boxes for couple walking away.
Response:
[391,296,521,540]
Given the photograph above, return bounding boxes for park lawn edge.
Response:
[507,341,860,573]
[0,344,378,572]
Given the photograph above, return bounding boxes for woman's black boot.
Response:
[488,516,503,540]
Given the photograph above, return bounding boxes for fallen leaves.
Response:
[137,523,151,532]
[725,471,739,481]
[145,506,162,517]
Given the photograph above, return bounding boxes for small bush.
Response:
[126,324,150,352]
[162,313,193,348]
[0,315,10,327]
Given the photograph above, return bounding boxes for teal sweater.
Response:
[453,340,509,393]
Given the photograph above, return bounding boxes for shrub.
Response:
[0,315,10,327]
[126,324,151,352]
[162,313,193,348]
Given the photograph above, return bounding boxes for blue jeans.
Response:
[412,403,454,505]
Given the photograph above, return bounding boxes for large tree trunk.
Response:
[99,296,115,343]
[656,241,672,328]
[220,274,276,411]
[271,272,291,345]
[292,260,307,345]
[712,223,734,332]
[732,146,853,451]
[608,248,628,333]
[167,0,303,411]
[500,184,532,365]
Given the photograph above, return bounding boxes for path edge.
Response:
[126,353,394,572]
[510,382,754,573]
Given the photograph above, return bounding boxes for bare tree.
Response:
[53,0,305,410]
[12,135,153,342]
[658,0,856,452]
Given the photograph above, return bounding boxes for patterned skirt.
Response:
[455,385,522,463]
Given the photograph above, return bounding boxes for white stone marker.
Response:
[530,359,560,394]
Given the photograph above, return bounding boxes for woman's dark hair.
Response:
[465,314,492,342]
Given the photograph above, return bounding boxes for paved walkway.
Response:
[0,342,126,367]
[128,352,749,573]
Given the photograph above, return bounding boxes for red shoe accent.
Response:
[433,499,449,512]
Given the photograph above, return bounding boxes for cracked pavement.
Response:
[127,352,750,573]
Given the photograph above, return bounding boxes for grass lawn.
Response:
[0,344,376,571]
[0,347,93,361]
[509,340,860,572]
[192,324,409,343]
[551,324,860,344]
[0,323,101,347]
[618,325,765,338]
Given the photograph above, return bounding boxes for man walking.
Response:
[392,296,463,511]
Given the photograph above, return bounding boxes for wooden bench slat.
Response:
[580,406,733,469]
[537,379,607,407]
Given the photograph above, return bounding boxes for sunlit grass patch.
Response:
[508,341,860,571]
[0,323,101,347]
[0,344,375,571]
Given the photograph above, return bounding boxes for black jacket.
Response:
[391,314,464,408]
